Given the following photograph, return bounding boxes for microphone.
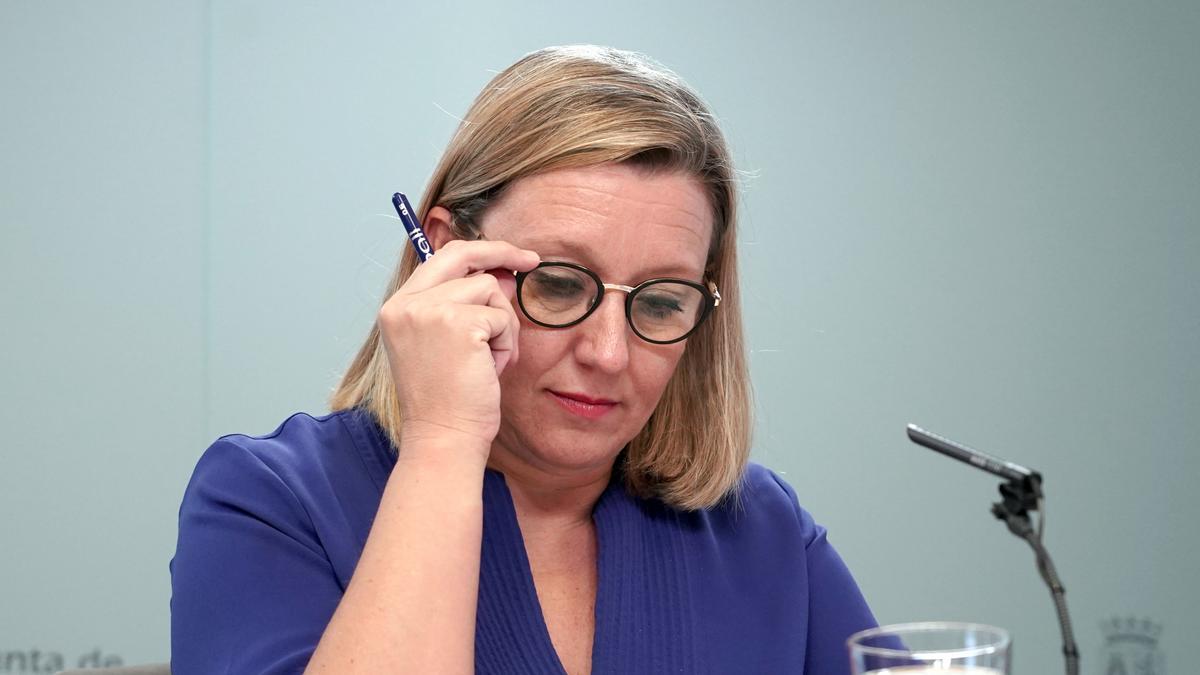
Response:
[906,424,1040,484]
[905,423,1078,675]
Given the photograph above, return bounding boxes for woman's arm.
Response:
[305,440,487,674]
[169,427,491,674]
[305,238,540,673]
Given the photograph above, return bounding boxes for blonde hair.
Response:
[331,45,751,510]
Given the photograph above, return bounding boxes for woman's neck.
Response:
[487,452,612,535]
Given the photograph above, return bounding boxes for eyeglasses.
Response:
[514,261,721,344]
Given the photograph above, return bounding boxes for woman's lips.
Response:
[548,391,618,420]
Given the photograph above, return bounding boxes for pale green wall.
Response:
[1,2,207,668]
[2,2,1196,672]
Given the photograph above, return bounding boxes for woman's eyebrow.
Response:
[522,237,595,261]
[528,245,702,281]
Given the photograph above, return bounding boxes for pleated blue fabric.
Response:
[171,409,877,674]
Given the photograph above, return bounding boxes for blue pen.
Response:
[392,192,433,262]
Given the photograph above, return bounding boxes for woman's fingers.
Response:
[401,239,539,295]
[376,239,536,447]
[473,304,520,374]
[409,274,523,371]
[486,270,520,372]
[412,272,515,307]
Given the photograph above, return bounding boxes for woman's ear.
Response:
[423,206,457,253]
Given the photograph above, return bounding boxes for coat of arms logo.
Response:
[1100,617,1165,675]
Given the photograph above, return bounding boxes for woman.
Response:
[171,45,878,674]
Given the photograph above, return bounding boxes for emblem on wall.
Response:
[1100,617,1165,675]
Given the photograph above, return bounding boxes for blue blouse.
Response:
[170,410,878,674]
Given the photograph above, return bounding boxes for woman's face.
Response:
[480,163,712,482]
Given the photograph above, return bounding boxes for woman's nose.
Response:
[573,291,631,373]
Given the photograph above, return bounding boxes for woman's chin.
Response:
[489,434,624,481]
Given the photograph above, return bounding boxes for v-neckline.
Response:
[474,469,697,675]
[348,409,698,672]
[477,469,602,674]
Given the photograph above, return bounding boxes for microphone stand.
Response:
[906,425,1079,675]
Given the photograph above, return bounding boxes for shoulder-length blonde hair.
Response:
[331,45,751,510]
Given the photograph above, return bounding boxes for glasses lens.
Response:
[519,264,597,326]
[630,281,708,342]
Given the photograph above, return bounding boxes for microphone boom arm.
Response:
[906,423,1078,675]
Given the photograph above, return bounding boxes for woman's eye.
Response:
[532,272,586,298]
[636,293,684,319]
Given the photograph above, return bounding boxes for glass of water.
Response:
[848,622,1011,674]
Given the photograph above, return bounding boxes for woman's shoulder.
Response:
[172,411,390,662]
[195,409,390,483]
[679,465,878,672]
[207,409,361,459]
[691,462,824,548]
[181,409,393,522]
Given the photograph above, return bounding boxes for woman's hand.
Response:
[378,239,540,457]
